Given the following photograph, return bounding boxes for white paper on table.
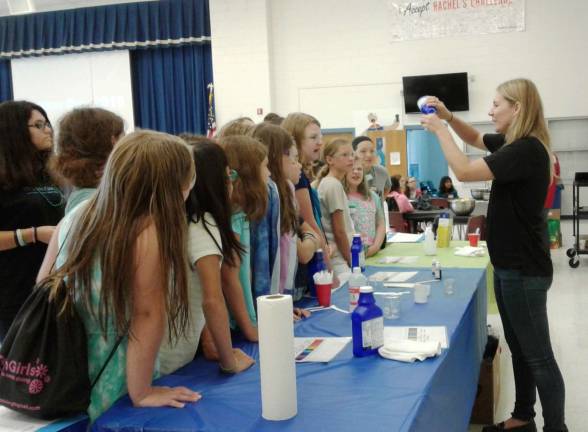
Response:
[382,282,416,288]
[384,326,449,349]
[377,256,419,265]
[398,256,419,264]
[294,337,351,363]
[378,256,401,263]
[388,233,423,243]
[0,406,55,431]
[388,271,418,282]
[369,271,417,282]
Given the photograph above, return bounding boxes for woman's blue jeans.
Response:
[494,268,567,432]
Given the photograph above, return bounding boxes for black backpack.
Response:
[0,259,123,419]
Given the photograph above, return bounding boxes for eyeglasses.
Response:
[228,169,239,182]
[28,120,52,131]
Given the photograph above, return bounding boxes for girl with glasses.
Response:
[0,101,64,342]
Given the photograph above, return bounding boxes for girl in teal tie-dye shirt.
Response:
[36,131,200,421]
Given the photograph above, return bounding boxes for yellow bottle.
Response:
[436,213,450,248]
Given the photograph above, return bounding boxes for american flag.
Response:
[206,83,216,138]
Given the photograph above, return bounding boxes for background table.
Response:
[92,266,488,432]
[368,240,497,314]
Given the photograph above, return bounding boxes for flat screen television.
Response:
[402,72,469,114]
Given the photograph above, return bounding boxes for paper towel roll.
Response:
[257,294,297,421]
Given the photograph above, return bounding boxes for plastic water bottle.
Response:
[423,224,436,255]
[350,234,365,271]
[348,267,368,312]
[307,248,325,297]
[351,286,384,357]
[417,96,437,114]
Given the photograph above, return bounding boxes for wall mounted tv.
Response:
[402,72,469,114]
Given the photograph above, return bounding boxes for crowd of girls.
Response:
[0,102,386,422]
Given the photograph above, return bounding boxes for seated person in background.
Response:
[437,176,459,199]
[406,177,422,199]
[345,157,386,257]
[392,175,407,195]
[387,176,414,213]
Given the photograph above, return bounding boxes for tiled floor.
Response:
[469,219,587,431]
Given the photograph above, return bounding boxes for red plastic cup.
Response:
[315,283,333,307]
[468,233,480,247]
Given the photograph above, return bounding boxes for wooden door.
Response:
[366,129,407,177]
[322,131,354,147]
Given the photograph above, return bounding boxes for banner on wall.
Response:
[387,0,525,41]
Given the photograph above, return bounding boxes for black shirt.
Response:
[0,186,65,318]
[483,134,552,277]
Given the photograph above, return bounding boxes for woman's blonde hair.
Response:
[315,138,351,186]
[497,78,552,177]
[343,156,370,200]
[50,130,194,339]
[282,112,321,178]
[220,135,269,222]
[217,117,255,138]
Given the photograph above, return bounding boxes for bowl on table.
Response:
[449,198,476,216]
[470,189,489,200]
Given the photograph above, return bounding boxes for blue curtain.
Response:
[0,0,210,60]
[0,60,12,102]
[131,43,212,135]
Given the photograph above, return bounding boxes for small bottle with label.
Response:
[348,267,367,312]
[432,260,442,280]
[352,286,384,357]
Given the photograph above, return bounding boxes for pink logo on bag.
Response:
[0,355,51,394]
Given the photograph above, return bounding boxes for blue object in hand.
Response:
[417,96,437,114]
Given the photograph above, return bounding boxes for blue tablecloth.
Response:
[92,267,487,432]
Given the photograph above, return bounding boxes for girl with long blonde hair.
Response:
[37,130,199,421]
[283,113,337,285]
[421,78,566,432]
[251,123,319,305]
[316,138,355,276]
[219,135,270,342]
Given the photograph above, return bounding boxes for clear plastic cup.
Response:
[414,284,429,304]
[382,295,401,319]
[444,278,455,296]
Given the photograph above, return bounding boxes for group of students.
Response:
[0,102,390,421]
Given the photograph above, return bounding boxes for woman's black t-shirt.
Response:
[483,134,552,277]
[0,186,65,319]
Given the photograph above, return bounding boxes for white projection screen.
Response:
[11,50,135,133]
